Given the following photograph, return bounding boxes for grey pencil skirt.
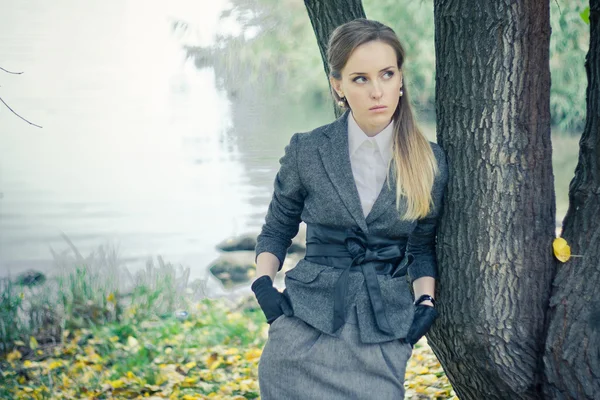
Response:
[258,305,413,399]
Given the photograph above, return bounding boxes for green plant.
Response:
[124,255,195,322]
[1,233,207,355]
[57,264,118,331]
[51,234,123,331]
[0,279,24,353]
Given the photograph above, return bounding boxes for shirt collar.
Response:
[347,111,395,162]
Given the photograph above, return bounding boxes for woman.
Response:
[251,18,448,399]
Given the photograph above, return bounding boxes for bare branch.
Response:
[0,95,42,128]
[0,65,41,127]
[0,66,23,75]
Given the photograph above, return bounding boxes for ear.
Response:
[329,76,344,98]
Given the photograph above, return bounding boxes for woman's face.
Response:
[330,40,402,136]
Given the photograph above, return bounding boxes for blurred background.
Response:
[0,0,588,291]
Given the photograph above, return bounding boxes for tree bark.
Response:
[303,0,366,117]
[543,2,600,398]
[430,2,554,399]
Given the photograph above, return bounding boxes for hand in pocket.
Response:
[406,304,438,346]
[251,275,293,324]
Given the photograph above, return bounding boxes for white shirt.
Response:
[347,112,395,218]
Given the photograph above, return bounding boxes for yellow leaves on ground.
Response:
[405,337,458,400]
[107,292,117,304]
[203,352,223,371]
[1,297,457,399]
[29,336,38,350]
[244,348,262,363]
[108,379,126,389]
[48,360,63,371]
[127,335,140,350]
[185,361,197,370]
[6,349,22,363]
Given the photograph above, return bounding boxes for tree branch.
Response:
[1,66,43,128]
[0,94,42,128]
[0,66,23,75]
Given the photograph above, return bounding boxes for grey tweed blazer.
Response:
[255,109,449,344]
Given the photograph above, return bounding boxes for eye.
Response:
[353,76,367,83]
[383,71,395,79]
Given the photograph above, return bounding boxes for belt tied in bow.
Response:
[304,223,411,335]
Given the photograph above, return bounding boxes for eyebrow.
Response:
[349,66,396,76]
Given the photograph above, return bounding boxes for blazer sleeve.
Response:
[406,143,449,283]
[255,132,307,271]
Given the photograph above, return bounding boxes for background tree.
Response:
[189,0,588,132]
[303,0,366,117]
[543,2,600,399]
[305,0,598,399]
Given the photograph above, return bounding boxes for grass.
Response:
[1,296,455,399]
[0,238,457,399]
[0,299,266,399]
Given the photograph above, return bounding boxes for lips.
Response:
[369,105,387,110]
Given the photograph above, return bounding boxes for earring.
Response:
[399,89,404,97]
[337,97,346,108]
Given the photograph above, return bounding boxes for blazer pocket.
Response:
[285,259,329,283]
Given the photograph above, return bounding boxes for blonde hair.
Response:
[327,18,439,220]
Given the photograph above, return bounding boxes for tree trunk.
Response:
[543,2,600,398]
[303,0,366,117]
[430,2,555,399]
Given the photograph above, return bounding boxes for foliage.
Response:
[1,295,456,399]
[182,0,589,133]
[0,279,25,353]
[550,0,589,132]
[126,255,201,322]
[0,235,203,356]
[0,238,456,398]
[580,6,590,24]
[183,0,326,104]
[363,0,435,112]
[0,300,266,399]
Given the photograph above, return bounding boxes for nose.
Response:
[370,81,383,100]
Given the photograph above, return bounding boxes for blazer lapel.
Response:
[318,110,369,232]
[365,162,398,224]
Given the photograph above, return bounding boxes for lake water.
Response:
[0,0,331,291]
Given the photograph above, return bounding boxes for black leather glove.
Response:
[251,275,292,324]
[406,304,438,346]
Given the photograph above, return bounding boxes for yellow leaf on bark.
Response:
[553,238,571,262]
